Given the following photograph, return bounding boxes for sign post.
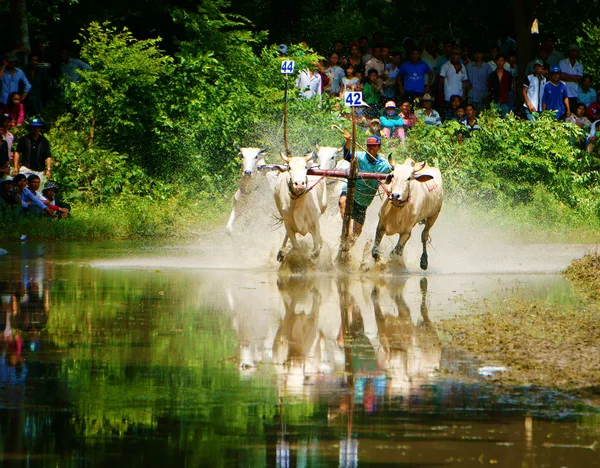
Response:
[281,60,295,156]
[337,92,364,264]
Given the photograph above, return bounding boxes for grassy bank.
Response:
[436,254,600,401]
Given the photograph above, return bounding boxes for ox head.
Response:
[315,144,344,170]
[237,147,267,176]
[386,157,434,206]
[279,152,313,195]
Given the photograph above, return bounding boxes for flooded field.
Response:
[0,239,598,466]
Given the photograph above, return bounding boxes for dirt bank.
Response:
[436,254,600,401]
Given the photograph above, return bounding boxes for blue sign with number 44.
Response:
[344,92,365,107]
[281,61,295,74]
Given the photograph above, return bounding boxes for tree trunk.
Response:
[10,0,31,56]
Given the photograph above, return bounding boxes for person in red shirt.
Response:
[488,55,512,117]
[586,91,600,121]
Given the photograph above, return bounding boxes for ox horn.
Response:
[259,147,267,153]
[234,145,241,152]
[303,151,314,162]
[414,161,426,172]
[388,153,394,166]
[280,152,291,163]
[314,139,320,151]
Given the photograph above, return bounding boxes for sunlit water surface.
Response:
[0,241,598,467]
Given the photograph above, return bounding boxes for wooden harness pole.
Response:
[283,74,290,156]
[336,108,358,264]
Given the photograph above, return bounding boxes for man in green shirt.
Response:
[339,134,392,245]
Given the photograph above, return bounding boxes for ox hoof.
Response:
[311,250,321,259]
[277,251,285,263]
[420,253,429,271]
[371,249,380,261]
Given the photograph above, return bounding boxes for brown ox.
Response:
[371,158,443,270]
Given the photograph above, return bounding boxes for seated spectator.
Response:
[325,53,345,96]
[586,120,600,153]
[566,103,592,131]
[365,118,382,137]
[14,118,52,182]
[464,105,481,131]
[416,93,441,126]
[59,47,92,83]
[340,63,360,97]
[398,100,417,133]
[586,90,600,122]
[0,179,19,212]
[542,66,570,120]
[27,175,68,218]
[488,55,512,117]
[578,75,595,108]
[5,92,24,125]
[380,101,404,140]
[362,68,383,118]
[398,48,432,103]
[453,106,467,124]
[0,53,31,108]
[444,94,462,122]
[296,66,322,99]
[13,174,54,217]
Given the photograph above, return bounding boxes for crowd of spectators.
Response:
[296,31,600,150]
[0,45,88,218]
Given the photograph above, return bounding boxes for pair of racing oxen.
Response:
[226,145,443,270]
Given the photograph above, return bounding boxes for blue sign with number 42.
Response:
[281,61,295,74]
[344,92,364,107]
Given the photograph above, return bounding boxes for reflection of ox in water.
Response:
[225,147,278,235]
[371,277,441,399]
[273,152,327,262]
[371,158,443,270]
[272,276,340,396]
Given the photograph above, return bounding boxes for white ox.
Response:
[273,152,328,262]
[226,147,276,234]
[371,158,443,270]
[314,145,350,212]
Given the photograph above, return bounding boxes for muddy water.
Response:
[0,241,598,467]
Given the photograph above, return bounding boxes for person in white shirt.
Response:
[439,47,468,104]
[364,45,386,78]
[522,60,547,121]
[296,68,322,99]
[559,44,584,112]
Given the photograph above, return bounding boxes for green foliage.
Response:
[577,21,600,86]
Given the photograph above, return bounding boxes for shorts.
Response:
[341,191,368,225]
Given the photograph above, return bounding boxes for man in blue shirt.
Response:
[13,173,54,217]
[398,49,432,103]
[339,134,392,244]
[542,66,571,120]
[0,53,31,106]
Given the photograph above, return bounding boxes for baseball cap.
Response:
[385,101,396,108]
[4,52,17,62]
[421,93,433,101]
[550,65,561,73]
[366,135,381,146]
[533,59,544,67]
[568,44,580,52]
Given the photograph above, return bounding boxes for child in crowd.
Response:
[365,118,382,137]
[5,93,24,126]
[416,93,441,126]
[362,68,382,118]
[587,120,600,153]
[340,63,360,96]
[325,53,345,96]
[380,101,404,139]
[566,103,592,130]
[444,95,462,121]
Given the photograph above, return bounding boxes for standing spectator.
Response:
[59,47,92,83]
[416,93,441,126]
[362,69,383,118]
[578,75,595,108]
[347,42,364,75]
[439,47,468,106]
[421,40,439,94]
[13,118,52,181]
[522,60,547,121]
[381,45,390,66]
[340,63,360,96]
[507,52,518,112]
[435,40,453,72]
[0,122,10,179]
[333,40,347,67]
[542,66,570,120]
[364,45,386,78]
[488,55,512,117]
[24,54,46,116]
[566,103,592,131]
[435,40,453,107]
[0,53,31,107]
[5,93,24,126]
[0,113,15,157]
[466,48,492,111]
[383,52,402,101]
[380,101,404,140]
[559,44,583,112]
[461,46,471,67]
[358,36,370,62]
[487,46,511,72]
[525,46,550,76]
[315,60,330,94]
[325,53,345,96]
[586,91,600,122]
[497,32,517,57]
[398,49,432,103]
[296,66,322,99]
[544,33,564,67]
